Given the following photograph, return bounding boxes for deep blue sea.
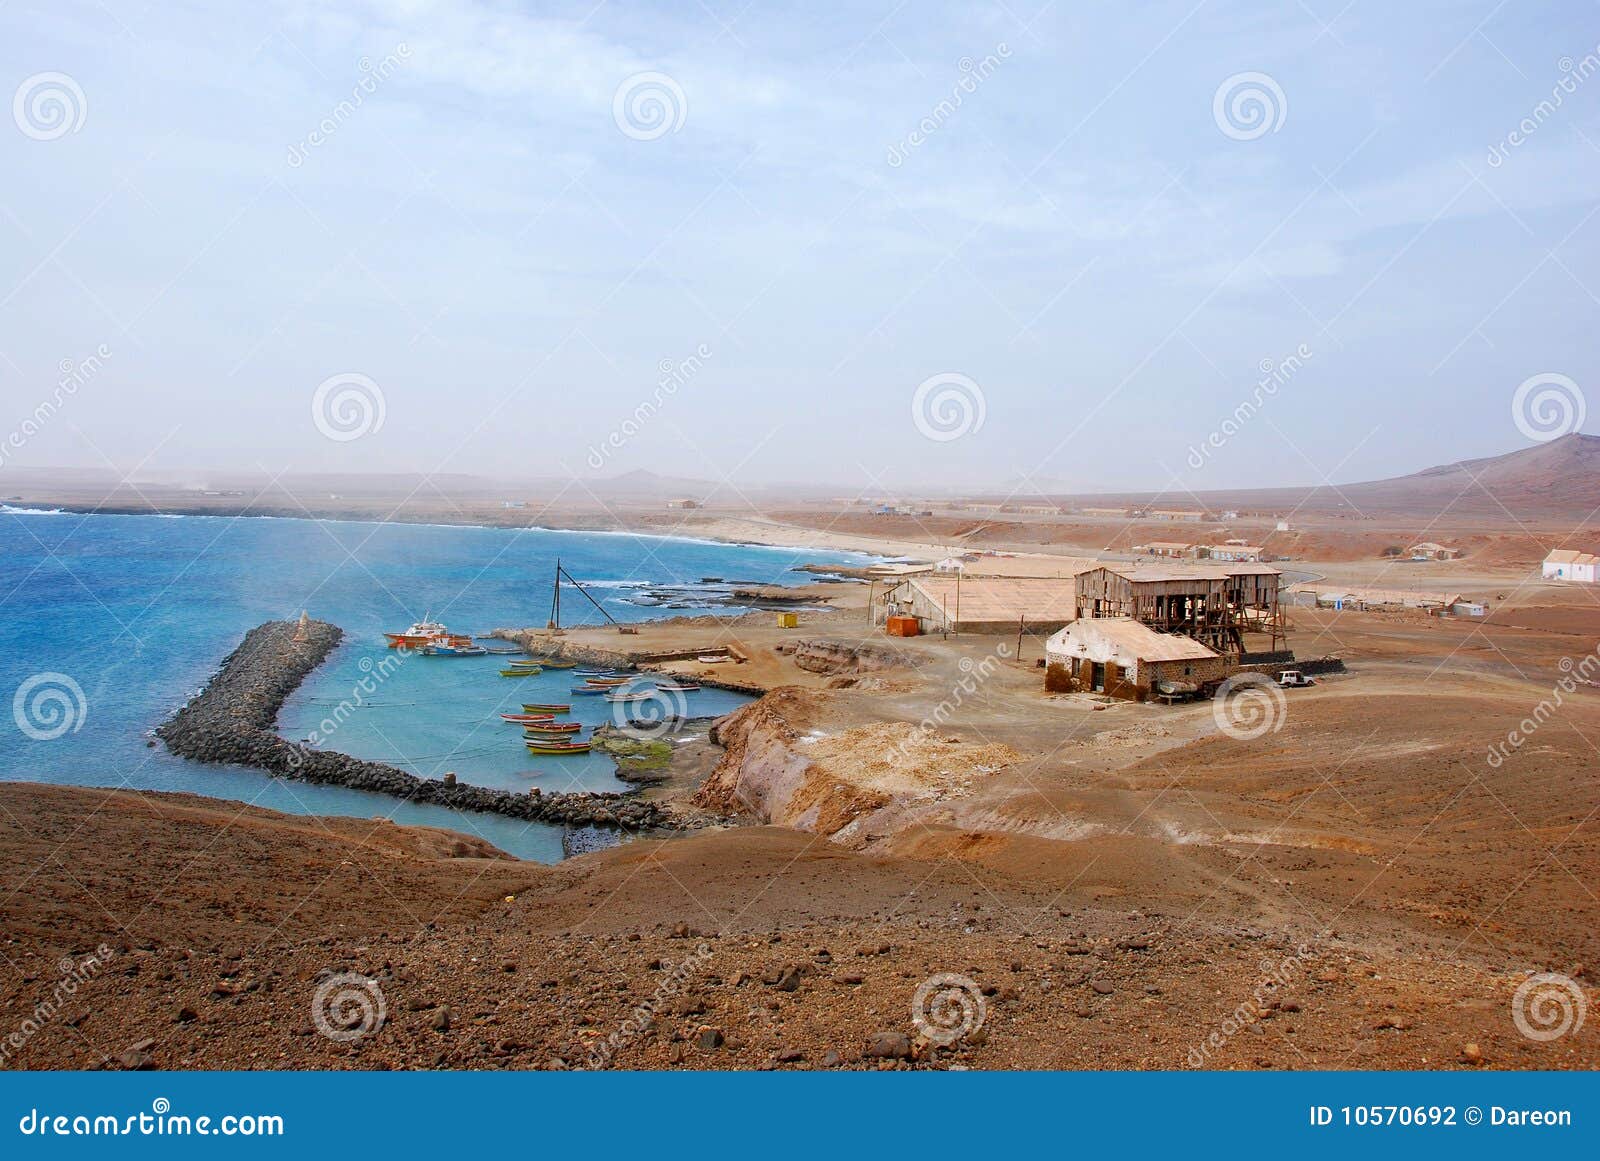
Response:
[0,509,867,861]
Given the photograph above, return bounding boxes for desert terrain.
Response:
[3,441,1599,1071]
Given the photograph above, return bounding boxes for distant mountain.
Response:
[989,434,1600,521]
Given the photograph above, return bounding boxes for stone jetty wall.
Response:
[157,619,672,832]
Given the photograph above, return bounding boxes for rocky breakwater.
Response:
[157,619,672,833]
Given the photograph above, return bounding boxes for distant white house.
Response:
[1543,549,1600,583]
[934,556,967,573]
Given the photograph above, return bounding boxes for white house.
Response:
[1543,549,1600,583]
[1044,618,1225,700]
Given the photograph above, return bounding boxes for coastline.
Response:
[2,495,934,563]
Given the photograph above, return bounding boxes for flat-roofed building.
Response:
[1543,549,1600,583]
[876,575,1078,634]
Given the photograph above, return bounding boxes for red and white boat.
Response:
[384,613,475,650]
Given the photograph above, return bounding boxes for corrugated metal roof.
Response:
[1545,549,1600,565]
[1087,562,1281,583]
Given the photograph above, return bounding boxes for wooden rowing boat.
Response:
[604,691,653,703]
[569,686,608,695]
[523,723,582,735]
[582,677,631,687]
[500,712,555,723]
[536,659,577,669]
[522,703,571,714]
[653,683,701,692]
[524,740,593,754]
[498,667,540,677]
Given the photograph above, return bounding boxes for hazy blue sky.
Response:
[4,0,1599,493]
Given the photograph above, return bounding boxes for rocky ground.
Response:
[1,787,1591,1071]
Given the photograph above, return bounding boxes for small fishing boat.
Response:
[653,683,701,692]
[504,661,543,670]
[422,640,488,657]
[523,722,582,735]
[570,685,609,695]
[536,659,577,670]
[604,691,654,703]
[525,740,593,755]
[696,654,729,664]
[500,712,555,723]
[522,702,571,714]
[582,677,631,687]
[498,667,540,677]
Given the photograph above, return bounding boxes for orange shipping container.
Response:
[886,615,920,637]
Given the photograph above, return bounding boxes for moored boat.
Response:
[582,677,631,687]
[384,618,447,649]
[422,640,488,657]
[522,702,571,714]
[500,712,555,723]
[570,685,608,695]
[524,740,593,754]
[498,667,540,676]
[536,659,577,669]
[603,690,654,703]
[653,683,700,692]
[523,723,582,735]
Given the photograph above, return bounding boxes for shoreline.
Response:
[1,498,918,563]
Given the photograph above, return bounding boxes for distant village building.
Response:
[1133,541,1197,559]
[1408,542,1461,561]
[1206,544,1266,563]
[1044,619,1227,701]
[934,556,967,573]
[1017,504,1062,516]
[1543,549,1600,583]
[666,498,700,510]
[1081,506,1128,518]
[1149,508,1205,522]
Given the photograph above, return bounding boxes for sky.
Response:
[3,0,1600,496]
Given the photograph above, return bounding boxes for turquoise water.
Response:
[0,510,866,861]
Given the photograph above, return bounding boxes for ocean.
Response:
[0,510,867,861]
